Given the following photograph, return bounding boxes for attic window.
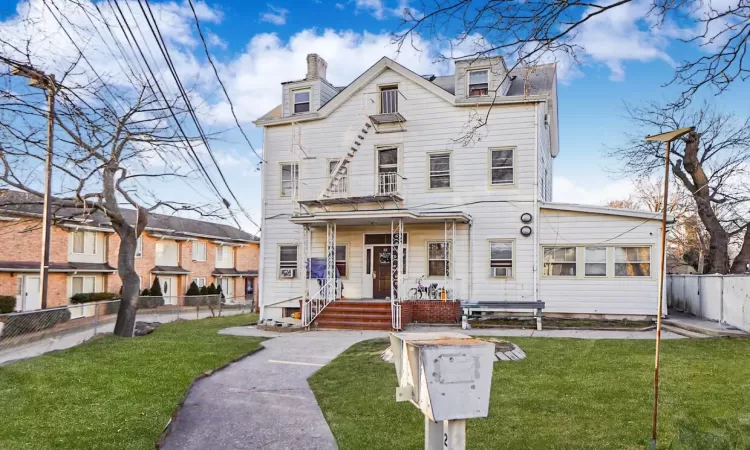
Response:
[468,69,489,96]
[293,90,310,114]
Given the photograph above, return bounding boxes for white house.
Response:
[254,54,668,328]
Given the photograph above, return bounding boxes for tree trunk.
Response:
[113,230,139,337]
[677,131,730,274]
[730,227,750,274]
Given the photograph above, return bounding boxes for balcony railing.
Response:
[294,172,403,203]
[380,89,398,114]
[378,172,399,195]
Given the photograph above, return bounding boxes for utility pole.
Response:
[9,62,56,309]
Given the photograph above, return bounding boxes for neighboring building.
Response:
[0,189,259,313]
[254,54,670,328]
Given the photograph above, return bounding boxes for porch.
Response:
[291,210,470,329]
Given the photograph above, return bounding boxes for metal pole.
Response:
[651,140,671,449]
[39,75,55,309]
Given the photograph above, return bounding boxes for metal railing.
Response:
[294,172,403,202]
[380,89,399,114]
[302,280,335,327]
[0,295,256,364]
[378,172,400,195]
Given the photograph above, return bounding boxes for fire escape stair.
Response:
[318,122,372,201]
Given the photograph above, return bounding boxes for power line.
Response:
[186,0,265,165]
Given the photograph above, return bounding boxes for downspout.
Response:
[468,220,473,301]
[533,103,540,304]
[258,126,268,320]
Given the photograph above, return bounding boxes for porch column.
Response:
[391,219,404,301]
[325,221,336,302]
[445,220,456,301]
[301,224,311,302]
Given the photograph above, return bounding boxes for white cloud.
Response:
[553,176,637,205]
[260,4,288,26]
[356,0,385,19]
[335,3,346,10]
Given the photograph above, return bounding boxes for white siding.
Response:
[537,102,553,201]
[539,208,663,316]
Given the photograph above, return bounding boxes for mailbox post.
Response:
[390,332,495,450]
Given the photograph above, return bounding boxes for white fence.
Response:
[667,275,750,332]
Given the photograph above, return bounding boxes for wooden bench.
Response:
[461,301,546,331]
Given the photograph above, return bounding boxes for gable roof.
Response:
[0,189,258,243]
[541,202,675,223]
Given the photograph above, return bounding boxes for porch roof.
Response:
[290,209,471,226]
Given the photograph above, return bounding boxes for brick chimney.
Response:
[306,54,327,80]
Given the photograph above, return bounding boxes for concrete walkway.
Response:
[161,325,684,450]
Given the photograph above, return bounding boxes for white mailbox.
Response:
[389,332,495,450]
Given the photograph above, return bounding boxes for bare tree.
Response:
[609,102,750,274]
[0,51,226,336]
[396,1,749,107]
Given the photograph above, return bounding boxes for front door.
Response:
[162,277,176,305]
[23,276,41,311]
[373,246,391,299]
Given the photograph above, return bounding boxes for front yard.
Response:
[0,314,262,450]
[310,338,750,450]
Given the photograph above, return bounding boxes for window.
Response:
[335,244,347,278]
[429,153,451,189]
[293,89,310,114]
[72,231,97,255]
[216,246,233,265]
[193,277,206,287]
[380,85,398,113]
[585,247,607,277]
[135,236,143,258]
[468,69,489,96]
[328,159,348,193]
[543,247,577,276]
[280,163,299,198]
[378,147,398,195]
[490,148,514,185]
[427,242,450,277]
[192,241,206,261]
[279,245,298,278]
[616,247,651,276]
[490,241,513,277]
[71,276,96,295]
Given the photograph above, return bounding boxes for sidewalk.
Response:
[160,325,684,450]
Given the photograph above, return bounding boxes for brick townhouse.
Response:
[0,189,259,312]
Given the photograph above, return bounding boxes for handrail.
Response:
[302,280,334,327]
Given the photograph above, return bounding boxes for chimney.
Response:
[306,53,327,80]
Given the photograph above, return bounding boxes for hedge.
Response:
[1,308,72,337]
[136,296,165,309]
[69,292,118,304]
[184,295,221,307]
[0,296,15,314]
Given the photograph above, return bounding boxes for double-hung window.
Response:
[72,231,97,255]
[279,245,298,278]
[378,147,399,195]
[490,148,514,185]
[193,277,206,288]
[216,246,233,265]
[490,241,513,278]
[335,244,347,278]
[428,153,451,189]
[585,247,607,277]
[71,276,96,295]
[427,242,450,277]
[293,89,310,114]
[280,163,298,198]
[543,247,577,276]
[615,247,651,276]
[192,241,206,261]
[468,69,489,96]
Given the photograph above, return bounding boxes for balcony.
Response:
[295,172,404,206]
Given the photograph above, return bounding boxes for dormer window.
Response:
[468,69,489,96]
[293,89,310,114]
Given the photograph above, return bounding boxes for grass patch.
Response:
[310,338,750,450]
[0,314,263,450]
[469,317,653,329]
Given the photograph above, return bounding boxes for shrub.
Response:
[141,288,151,296]
[0,296,15,314]
[199,285,208,295]
[217,284,225,300]
[70,292,118,304]
[136,296,165,309]
[150,277,164,297]
[184,295,220,307]
[186,281,201,296]
[207,283,217,295]
[2,308,72,338]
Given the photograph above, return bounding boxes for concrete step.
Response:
[663,316,749,338]
[662,324,711,339]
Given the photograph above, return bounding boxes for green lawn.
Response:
[310,338,750,450]
[0,314,263,450]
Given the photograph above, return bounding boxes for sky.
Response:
[0,0,748,234]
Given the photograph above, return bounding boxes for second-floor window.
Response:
[216,246,233,265]
[428,153,451,189]
[328,159,348,193]
[490,148,514,186]
[280,163,298,198]
[135,236,143,258]
[293,89,310,114]
[468,69,489,96]
[380,85,398,113]
[192,241,206,261]
[72,231,97,255]
[378,147,398,195]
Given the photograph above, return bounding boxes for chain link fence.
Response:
[0,295,256,364]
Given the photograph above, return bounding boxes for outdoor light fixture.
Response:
[520,213,532,223]
[520,226,532,237]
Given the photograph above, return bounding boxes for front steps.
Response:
[312,300,392,330]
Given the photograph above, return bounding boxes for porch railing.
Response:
[302,280,335,327]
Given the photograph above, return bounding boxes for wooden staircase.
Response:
[312,300,392,330]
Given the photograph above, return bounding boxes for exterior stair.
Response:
[312,300,392,330]
[319,122,372,200]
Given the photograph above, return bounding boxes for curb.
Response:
[155,343,267,449]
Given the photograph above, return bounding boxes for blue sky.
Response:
[1,0,748,233]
